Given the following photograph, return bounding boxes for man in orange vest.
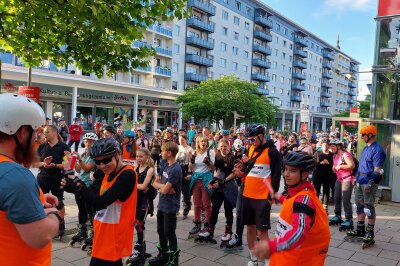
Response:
[234,124,282,265]
[0,93,63,265]
[253,152,330,265]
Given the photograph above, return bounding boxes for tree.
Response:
[0,0,188,78]
[176,76,278,128]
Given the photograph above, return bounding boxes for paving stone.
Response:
[52,247,88,263]
[328,246,356,260]
[185,244,227,261]
[325,256,369,266]
[215,253,251,265]
[180,256,223,266]
[375,240,400,253]
[72,256,91,266]
[378,250,400,261]
[350,252,398,266]
[329,238,345,248]
[338,241,382,256]
[52,258,77,266]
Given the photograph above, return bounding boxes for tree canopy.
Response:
[0,0,188,77]
[176,76,278,128]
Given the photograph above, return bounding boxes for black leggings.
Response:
[312,174,331,206]
[75,194,94,224]
[68,139,80,152]
[157,210,177,250]
[210,190,234,226]
[89,258,122,266]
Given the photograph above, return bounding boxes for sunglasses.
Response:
[248,137,257,143]
[94,156,114,165]
[361,134,368,137]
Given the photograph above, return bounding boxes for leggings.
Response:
[235,184,244,241]
[209,190,234,226]
[75,194,94,224]
[313,174,331,206]
[334,180,354,220]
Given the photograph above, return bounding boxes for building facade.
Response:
[1,0,359,132]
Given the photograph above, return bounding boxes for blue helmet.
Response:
[123,130,136,138]
[221,129,230,135]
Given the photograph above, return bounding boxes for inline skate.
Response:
[81,225,93,255]
[147,243,168,266]
[344,222,365,242]
[329,215,342,226]
[69,224,87,247]
[224,233,243,251]
[195,223,217,244]
[339,219,354,231]
[126,243,146,266]
[188,220,201,239]
[362,225,375,249]
[220,225,233,248]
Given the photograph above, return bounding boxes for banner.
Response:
[378,0,400,17]
[340,121,359,126]
[18,86,40,102]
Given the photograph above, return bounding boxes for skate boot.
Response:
[225,233,243,251]
[323,205,329,216]
[339,219,354,232]
[329,215,342,226]
[196,224,217,244]
[362,225,375,249]
[81,225,93,255]
[188,220,201,239]
[183,201,191,218]
[247,257,258,266]
[220,225,233,248]
[147,243,168,265]
[344,222,365,242]
[69,224,87,247]
[126,243,146,266]
[165,249,180,266]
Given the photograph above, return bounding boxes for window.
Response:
[246,6,252,16]
[235,0,241,10]
[275,36,279,43]
[234,16,240,25]
[222,10,229,20]
[281,64,285,71]
[172,81,178,90]
[280,76,285,83]
[243,65,248,72]
[234,32,239,41]
[174,25,180,36]
[288,67,292,73]
[222,0,229,3]
[282,52,286,59]
[245,22,250,30]
[276,23,280,31]
[243,50,249,59]
[244,36,249,44]
[273,61,277,69]
[173,44,180,54]
[290,44,293,50]
[279,100,283,106]
[220,58,227,67]
[274,49,278,56]
[284,28,288,35]
[131,73,141,84]
[283,40,287,47]
[232,46,238,55]
[172,63,178,73]
[221,27,228,37]
[289,55,292,61]
[272,74,277,81]
[272,87,275,94]
[232,62,238,71]
[221,42,227,52]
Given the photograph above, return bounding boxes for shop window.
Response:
[96,107,113,126]
[77,106,94,130]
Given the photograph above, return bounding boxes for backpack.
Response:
[342,152,359,176]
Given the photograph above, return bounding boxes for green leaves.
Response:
[0,0,189,77]
[177,75,278,127]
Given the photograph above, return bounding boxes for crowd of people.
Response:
[0,93,387,266]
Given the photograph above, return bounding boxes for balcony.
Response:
[135,66,152,72]
[187,17,215,33]
[320,102,332,107]
[133,40,152,49]
[320,91,332,98]
[322,82,332,88]
[322,72,333,79]
[348,81,357,88]
[323,52,335,61]
[290,95,302,102]
[251,73,270,82]
[186,36,214,50]
[350,65,358,72]
[291,83,306,91]
[254,29,272,42]
[252,58,271,69]
[154,66,171,77]
[292,72,306,80]
[187,0,216,16]
[294,49,308,58]
[257,88,269,95]
[293,36,308,47]
[254,16,273,28]
[348,90,356,96]
[185,72,208,82]
[253,44,272,55]
[347,99,355,104]
[153,25,173,37]
[185,54,213,67]
[293,59,307,69]
[156,47,172,57]
[322,62,332,69]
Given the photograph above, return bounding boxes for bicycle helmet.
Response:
[123,130,136,138]
[246,124,265,137]
[320,137,329,143]
[233,139,243,150]
[0,93,45,135]
[329,138,343,146]
[83,132,98,141]
[285,152,316,172]
[94,122,103,128]
[289,132,298,138]
[89,137,120,158]
[360,125,377,136]
[236,129,243,134]
[103,125,116,135]
[221,129,230,135]
[154,129,162,134]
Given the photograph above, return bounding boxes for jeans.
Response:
[209,190,234,226]
[334,180,354,220]
[157,210,178,250]
[235,184,244,241]
[192,180,211,223]
[68,139,80,152]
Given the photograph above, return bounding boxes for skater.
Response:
[346,125,386,248]
[122,130,137,167]
[61,137,138,266]
[149,142,182,266]
[329,139,355,231]
[126,148,155,266]
[198,139,238,246]
[0,94,63,265]
[176,135,194,218]
[69,133,98,247]
[150,129,163,168]
[188,136,215,239]
[252,152,330,265]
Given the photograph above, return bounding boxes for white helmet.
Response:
[233,139,243,150]
[0,93,45,135]
[83,132,99,141]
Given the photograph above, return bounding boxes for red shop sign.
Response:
[378,0,400,17]
[18,86,40,102]
[340,121,358,126]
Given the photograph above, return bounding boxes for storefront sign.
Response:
[378,0,400,17]
[2,82,18,93]
[78,89,112,102]
[113,93,135,105]
[18,86,40,102]
[300,122,308,136]
[160,99,177,108]
[340,121,359,126]
[40,87,71,98]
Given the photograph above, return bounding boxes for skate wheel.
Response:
[87,248,92,256]
[81,244,87,251]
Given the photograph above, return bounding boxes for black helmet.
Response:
[246,124,265,137]
[285,152,316,172]
[103,125,116,135]
[89,137,120,158]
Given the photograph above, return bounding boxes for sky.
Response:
[263,0,378,86]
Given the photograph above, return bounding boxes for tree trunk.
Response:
[27,66,32,86]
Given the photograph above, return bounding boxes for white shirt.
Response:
[194,149,215,173]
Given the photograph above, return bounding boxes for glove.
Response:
[190,152,196,164]
[218,178,226,186]
[203,156,210,165]
[370,172,381,184]
[62,176,87,195]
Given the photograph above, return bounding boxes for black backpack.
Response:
[342,153,359,176]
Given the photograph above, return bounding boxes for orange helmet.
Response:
[360,125,377,136]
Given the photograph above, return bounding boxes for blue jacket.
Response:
[357,141,386,184]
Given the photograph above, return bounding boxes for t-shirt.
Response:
[0,161,46,224]
[68,124,83,141]
[188,129,196,145]
[333,151,353,182]
[157,162,182,214]
[176,145,193,165]
[194,149,215,173]
[38,141,71,178]
[78,153,95,187]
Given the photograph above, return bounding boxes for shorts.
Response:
[37,174,64,210]
[354,182,377,206]
[241,196,271,231]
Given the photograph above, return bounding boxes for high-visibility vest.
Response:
[122,144,137,168]
[270,189,330,266]
[0,154,51,266]
[91,165,138,261]
[242,145,271,199]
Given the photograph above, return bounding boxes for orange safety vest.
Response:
[243,145,271,199]
[270,190,330,266]
[91,165,138,261]
[0,155,51,266]
[122,144,137,168]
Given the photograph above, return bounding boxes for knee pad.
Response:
[364,205,376,219]
[356,203,364,215]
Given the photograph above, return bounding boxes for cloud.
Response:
[324,0,375,12]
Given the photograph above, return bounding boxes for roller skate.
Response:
[195,223,217,244]
[225,233,243,251]
[247,257,258,266]
[344,222,365,242]
[69,224,87,247]
[220,225,233,248]
[362,225,375,249]
[165,249,180,266]
[329,215,342,226]
[339,219,354,232]
[147,243,168,266]
[188,220,201,239]
[81,225,93,255]
[126,243,146,266]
